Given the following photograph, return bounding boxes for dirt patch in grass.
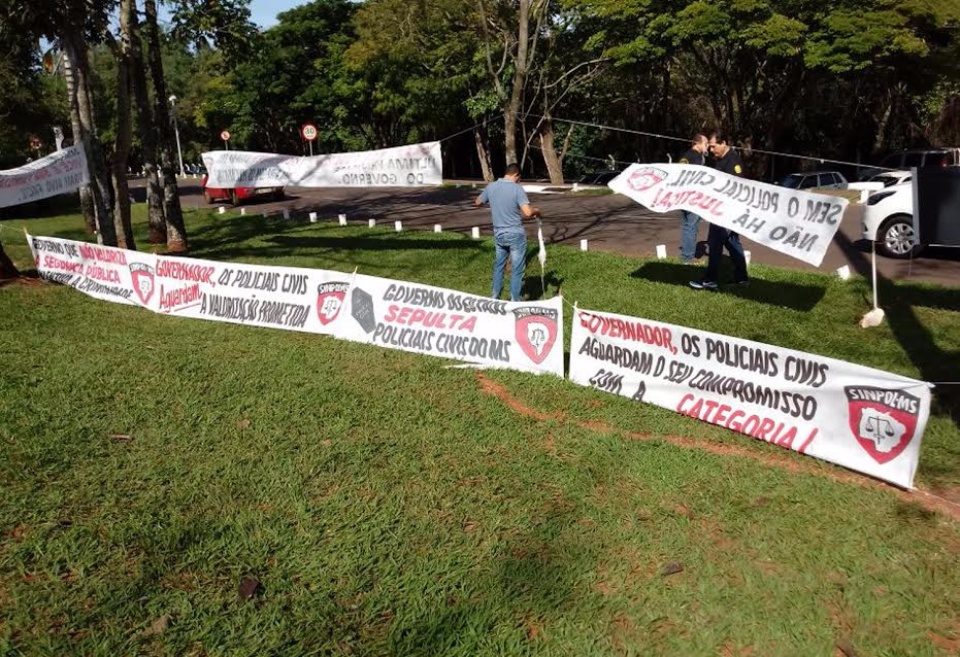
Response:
[476,373,960,522]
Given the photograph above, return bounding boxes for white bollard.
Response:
[240,208,246,216]
[573,182,580,192]
[472,183,477,189]
[338,214,347,226]
[471,226,480,239]
[369,219,376,228]
[309,212,318,223]
[837,265,851,280]
[218,206,226,215]
[283,208,290,220]
[434,224,442,233]
[744,250,752,266]
[395,220,402,232]
[580,239,588,251]
[655,244,667,259]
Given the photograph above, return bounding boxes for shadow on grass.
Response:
[629,261,827,312]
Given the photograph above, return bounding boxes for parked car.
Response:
[857,148,960,180]
[865,170,912,187]
[777,171,847,190]
[201,175,285,206]
[862,182,919,258]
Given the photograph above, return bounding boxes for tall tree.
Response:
[143,0,188,252]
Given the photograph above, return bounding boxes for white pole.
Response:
[871,241,879,309]
[169,95,185,177]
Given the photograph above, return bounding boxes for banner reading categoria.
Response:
[333,274,564,376]
[0,146,89,209]
[569,306,932,488]
[608,163,849,267]
[202,141,443,189]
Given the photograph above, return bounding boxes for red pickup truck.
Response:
[201,176,284,206]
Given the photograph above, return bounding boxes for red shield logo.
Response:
[627,166,668,192]
[514,307,558,365]
[129,262,155,305]
[317,281,349,325]
[844,386,920,465]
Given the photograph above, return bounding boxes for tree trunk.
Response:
[0,240,18,280]
[504,0,532,165]
[538,114,564,185]
[111,0,137,250]
[61,47,97,235]
[129,0,166,244]
[144,0,189,253]
[474,127,494,181]
[62,33,118,247]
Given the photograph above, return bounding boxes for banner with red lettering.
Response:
[0,146,89,208]
[608,163,849,267]
[28,234,155,308]
[568,306,932,488]
[333,274,564,376]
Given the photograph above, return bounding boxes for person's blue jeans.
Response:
[704,223,748,284]
[679,210,702,261]
[492,231,527,301]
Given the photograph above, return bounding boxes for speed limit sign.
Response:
[301,124,318,141]
[220,130,231,141]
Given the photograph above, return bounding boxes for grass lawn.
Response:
[1,204,959,656]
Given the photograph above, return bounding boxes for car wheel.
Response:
[877,214,923,259]
[273,189,285,201]
[230,190,240,206]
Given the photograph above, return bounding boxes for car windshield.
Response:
[779,175,803,188]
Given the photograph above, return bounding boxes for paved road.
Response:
[157,178,960,287]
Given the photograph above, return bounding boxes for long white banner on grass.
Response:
[332,274,564,375]
[201,141,443,189]
[568,306,932,488]
[0,146,89,208]
[26,233,563,376]
[608,163,849,267]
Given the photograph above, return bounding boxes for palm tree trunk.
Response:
[144,0,189,253]
[62,33,118,247]
[111,0,137,250]
[61,46,97,235]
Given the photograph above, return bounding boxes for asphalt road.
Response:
[156,178,960,288]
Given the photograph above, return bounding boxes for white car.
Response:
[866,170,912,188]
[862,182,919,258]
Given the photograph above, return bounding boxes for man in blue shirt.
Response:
[474,163,541,301]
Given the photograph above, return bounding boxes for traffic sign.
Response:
[220,130,231,141]
[301,124,318,141]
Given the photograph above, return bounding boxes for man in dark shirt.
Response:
[678,133,708,263]
[689,131,749,290]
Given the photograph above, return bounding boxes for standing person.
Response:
[678,133,708,263]
[474,163,541,301]
[689,131,749,290]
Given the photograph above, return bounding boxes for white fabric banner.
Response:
[202,141,443,189]
[27,234,562,377]
[28,233,152,308]
[569,306,932,488]
[333,274,565,376]
[0,146,89,208]
[608,163,849,267]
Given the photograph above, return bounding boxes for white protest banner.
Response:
[1,146,89,208]
[608,163,849,267]
[28,233,156,309]
[152,254,352,336]
[202,141,443,189]
[569,306,932,488]
[334,274,564,376]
